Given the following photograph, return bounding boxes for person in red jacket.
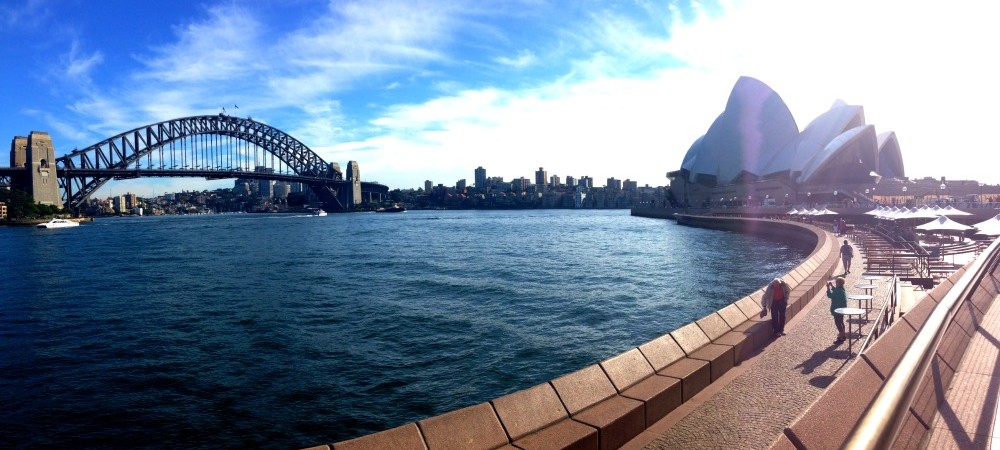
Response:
[760,278,791,337]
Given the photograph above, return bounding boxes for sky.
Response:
[2,0,999,197]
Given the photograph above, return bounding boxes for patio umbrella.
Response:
[972,214,1000,236]
[915,215,973,232]
[786,208,801,215]
[940,205,972,216]
[813,208,838,216]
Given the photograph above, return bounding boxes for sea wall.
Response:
[307,215,841,450]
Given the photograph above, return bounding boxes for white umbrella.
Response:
[786,208,801,215]
[941,205,972,216]
[864,207,884,216]
[813,208,838,216]
[972,214,1000,235]
[915,215,973,232]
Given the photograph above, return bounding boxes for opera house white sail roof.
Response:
[678,76,905,187]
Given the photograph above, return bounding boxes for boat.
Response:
[311,209,328,217]
[36,219,80,229]
[376,204,406,213]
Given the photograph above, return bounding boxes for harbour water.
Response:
[0,209,807,449]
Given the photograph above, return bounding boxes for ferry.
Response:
[376,204,406,213]
[311,209,328,217]
[36,219,80,229]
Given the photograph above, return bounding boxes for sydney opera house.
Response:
[666,76,905,208]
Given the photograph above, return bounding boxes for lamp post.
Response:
[939,182,946,205]
[902,185,908,207]
[784,193,789,206]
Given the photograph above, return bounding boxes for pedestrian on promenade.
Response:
[760,277,790,337]
[827,277,848,343]
[840,239,854,274]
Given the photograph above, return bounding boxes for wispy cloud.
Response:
[0,0,51,32]
[63,39,104,81]
[137,4,263,83]
[494,49,537,68]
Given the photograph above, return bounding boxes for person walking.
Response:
[827,277,848,343]
[759,278,791,337]
[840,239,854,274]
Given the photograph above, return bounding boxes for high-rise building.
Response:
[475,166,487,189]
[425,180,433,193]
[535,167,548,192]
[623,179,638,191]
[256,166,274,198]
[550,175,561,188]
[456,179,466,192]
[566,176,576,187]
[607,178,622,191]
[579,176,593,190]
[512,177,530,192]
[124,193,138,209]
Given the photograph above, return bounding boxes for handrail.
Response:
[856,275,898,355]
[841,237,1000,449]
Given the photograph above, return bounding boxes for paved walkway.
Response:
[628,237,890,450]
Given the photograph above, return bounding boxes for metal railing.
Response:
[856,275,898,355]
[841,237,1000,449]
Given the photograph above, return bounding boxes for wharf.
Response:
[626,236,1000,450]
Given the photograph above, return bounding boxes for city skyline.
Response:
[3,0,1000,198]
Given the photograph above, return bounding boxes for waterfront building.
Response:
[579,176,593,190]
[624,179,638,191]
[535,167,548,192]
[424,180,433,193]
[456,179,466,192]
[346,161,362,206]
[512,177,529,193]
[8,132,61,206]
[0,202,6,219]
[124,193,137,210]
[274,182,291,199]
[574,190,587,208]
[551,174,561,188]
[475,166,487,189]
[607,177,622,191]
[112,196,125,214]
[667,76,907,208]
[566,175,576,188]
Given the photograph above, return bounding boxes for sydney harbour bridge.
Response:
[0,115,389,213]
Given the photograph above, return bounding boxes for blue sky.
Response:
[3,0,999,197]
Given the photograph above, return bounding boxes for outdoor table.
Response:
[835,307,866,356]
[860,275,882,281]
[848,294,874,320]
[855,283,877,296]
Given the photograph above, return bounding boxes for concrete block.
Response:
[620,375,682,428]
[786,362,883,449]
[418,403,509,450]
[333,423,427,450]
[935,322,972,372]
[688,343,734,381]
[860,320,917,379]
[670,322,711,356]
[510,419,598,450]
[695,313,732,341]
[733,320,773,351]
[491,382,568,441]
[570,396,644,450]
[717,303,749,329]
[890,410,929,450]
[550,365,616,415]
[908,355,955,429]
[637,333,685,371]
[657,358,710,402]
[901,295,937,332]
[951,300,982,337]
[713,330,752,364]
[735,296,763,319]
[600,348,654,392]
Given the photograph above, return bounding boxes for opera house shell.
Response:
[670,76,905,207]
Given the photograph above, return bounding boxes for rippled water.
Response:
[0,210,806,449]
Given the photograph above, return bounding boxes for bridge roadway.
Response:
[625,237,1000,450]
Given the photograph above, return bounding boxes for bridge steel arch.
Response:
[54,115,366,210]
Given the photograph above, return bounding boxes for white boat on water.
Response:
[37,219,80,229]
[311,209,328,217]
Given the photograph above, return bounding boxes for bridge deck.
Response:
[625,238,999,450]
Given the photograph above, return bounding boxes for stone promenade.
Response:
[627,237,887,450]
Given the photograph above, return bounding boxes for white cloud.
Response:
[495,49,537,68]
[64,41,104,80]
